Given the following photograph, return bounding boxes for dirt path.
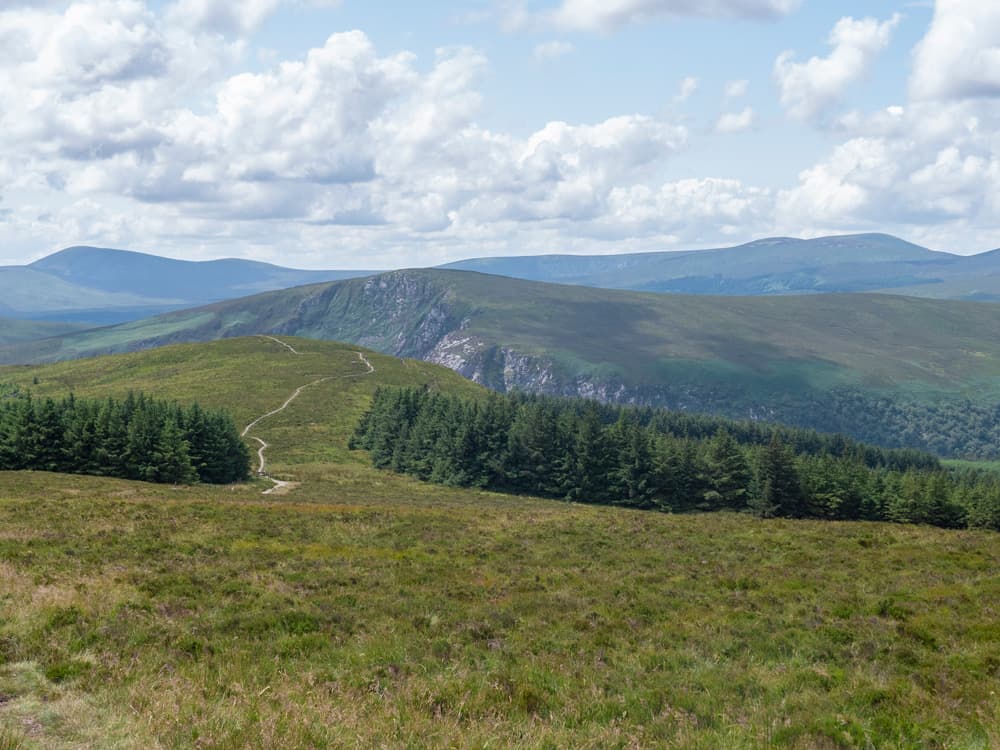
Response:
[243,340,375,495]
[259,335,300,354]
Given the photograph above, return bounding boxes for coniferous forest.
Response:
[0,390,249,484]
[352,387,1000,531]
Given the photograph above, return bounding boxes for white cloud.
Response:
[770,2,1000,252]
[533,40,574,61]
[774,14,900,120]
[911,0,1000,100]
[546,0,799,32]
[7,0,1000,265]
[674,76,698,102]
[0,9,704,263]
[166,0,282,35]
[0,1,237,160]
[164,0,342,36]
[724,79,749,98]
[778,99,1000,246]
[604,178,772,239]
[715,106,756,133]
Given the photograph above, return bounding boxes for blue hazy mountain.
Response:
[1,246,376,323]
[7,234,1000,328]
[442,233,1000,299]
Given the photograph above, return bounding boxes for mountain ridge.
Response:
[6,267,1000,456]
[2,245,377,322]
[7,232,1000,325]
[442,233,999,296]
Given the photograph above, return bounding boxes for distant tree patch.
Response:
[0,392,249,484]
[352,387,1000,531]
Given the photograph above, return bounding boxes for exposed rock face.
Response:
[238,271,800,421]
[358,274,459,357]
[337,274,708,407]
[426,336,562,394]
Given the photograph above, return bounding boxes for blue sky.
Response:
[0,0,997,267]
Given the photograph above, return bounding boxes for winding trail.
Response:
[242,336,375,495]
[259,335,300,354]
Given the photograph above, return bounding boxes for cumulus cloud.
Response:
[769,1,1000,252]
[911,0,1000,100]
[0,0,237,161]
[604,178,771,239]
[8,0,1000,265]
[778,99,1000,247]
[715,106,756,133]
[774,14,900,120]
[0,4,708,262]
[545,0,799,32]
[533,40,574,61]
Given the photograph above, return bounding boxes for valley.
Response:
[7,269,1000,456]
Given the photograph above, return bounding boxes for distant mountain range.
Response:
[1,246,375,323]
[5,234,1000,327]
[6,268,1000,456]
[444,233,1000,299]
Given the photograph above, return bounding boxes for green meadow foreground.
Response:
[0,338,998,748]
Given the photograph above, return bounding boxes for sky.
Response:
[0,0,998,268]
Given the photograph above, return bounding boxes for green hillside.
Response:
[6,270,1000,455]
[0,337,997,748]
[0,266,176,316]
[0,317,89,347]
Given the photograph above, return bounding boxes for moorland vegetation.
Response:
[0,338,997,748]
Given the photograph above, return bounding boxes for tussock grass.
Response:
[0,337,997,748]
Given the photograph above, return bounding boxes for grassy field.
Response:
[1,337,998,748]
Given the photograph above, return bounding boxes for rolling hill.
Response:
[1,246,376,323]
[0,337,997,748]
[0,316,89,347]
[6,269,1000,456]
[443,233,1000,299]
[6,232,1000,331]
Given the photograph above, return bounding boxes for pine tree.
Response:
[748,478,780,518]
[566,407,612,504]
[610,420,657,509]
[155,418,197,484]
[757,434,804,517]
[703,429,751,511]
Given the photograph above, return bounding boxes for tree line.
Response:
[351,387,1000,531]
[0,391,250,484]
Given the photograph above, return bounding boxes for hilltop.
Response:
[7,233,1000,328]
[0,337,996,748]
[1,246,374,323]
[6,269,1000,455]
[444,233,1000,299]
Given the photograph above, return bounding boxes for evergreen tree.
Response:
[703,429,751,510]
[155,418,197,484]
[566,407,612,504]
[756,435,804,517]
